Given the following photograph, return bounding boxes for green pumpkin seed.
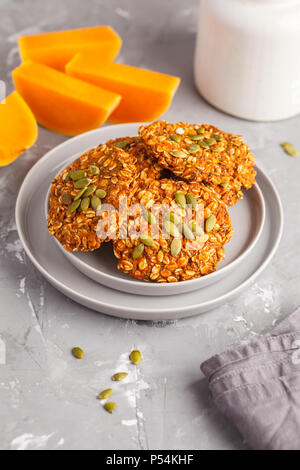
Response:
[74,178,91,189]
[130,350,142,365]
[212,134,223,142]
[205,214,217,233]
[182,223,195,240]
[280,142,299,157]
[98,388,113,400]
[144,210,156,225]
[62,193,72,205]
[175,127,185,135]
[114,140,129,149]
[104,402,117,414]
[80,197,90,212]
[67,199,81,215]
[83,185,96,197]
[199,141,209,149]
[191,222,204,236]
[171,238,182,257]
[197,126,205,134]
[186,193,197,210]
[139,236,154,247]
[95,189,107,199]
[212,146,224,153]
[91,196,101,211]
[189,134,204,141]
[170,134,180,143]
[175,191,186,209]
[74,188,87,201]
[72,347,84,359]
[133,243,145,260]
[112,372,128,382]
[69,170,87,181]
[89,165,100,175]
[165,221,180,238]
[187,144,200,154]
[205,138,217,146]
[170,150,187,158]
[169,212,180,225]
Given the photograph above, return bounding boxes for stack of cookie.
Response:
[48,121,256,283]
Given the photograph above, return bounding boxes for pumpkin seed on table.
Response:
[91,196,101,211]
[205,214,217,233]
[165,221,180,238]
[69,170,87,181]
[62,193,72,205]
[175,191,186,209]
[95,189,107,199]
[114,140,129,149]
[186,193,197,210]
[80,197,90,212]
[199,141,209,149]
[74,188,87,201]
[212,134,223,142]
[89,165,100,175]
[170,150,187,159]
[67,199,81,215]
[212,146,224,153]
[280,142,299,157]
[130,350,142,365]
[72,347,84,359]
[187,144,201,154]
[170,134,180,143]
[171,238,182,257]
[112,372,128,382]
[139,235,154,247]
[133,243,145,260]
[104,402,117,414]
[83,185,96,197]
[98,388,114,400]
[197,126,205,134]
[74,177,91,189]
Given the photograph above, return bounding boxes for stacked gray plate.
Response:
[16,124,283,320]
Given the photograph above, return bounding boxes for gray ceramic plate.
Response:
[15,124,283,320]
[43,124,265,296]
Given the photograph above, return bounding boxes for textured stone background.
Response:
[0,0,299,450]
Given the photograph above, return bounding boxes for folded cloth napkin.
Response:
[201,308,300,450]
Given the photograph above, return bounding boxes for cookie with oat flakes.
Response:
[139,121,256,206]
[106,136,163,181]
[113,178,233,283]
[48,144,138,252]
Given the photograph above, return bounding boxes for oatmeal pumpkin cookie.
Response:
[106,136,163,181]
[139,121,256,206]
[48,144,138,252]
[113,178,233,283]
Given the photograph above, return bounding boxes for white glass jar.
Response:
[194,0,300,121]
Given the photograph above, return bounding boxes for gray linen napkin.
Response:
[201,308,300,450]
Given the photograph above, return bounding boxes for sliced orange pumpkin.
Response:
[12,61,121,136]
[66,54,181,123]
[18,26,122,71]
[0,91,38,167]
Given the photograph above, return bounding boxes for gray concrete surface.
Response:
[0,0,299,450]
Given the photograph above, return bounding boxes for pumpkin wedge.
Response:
[12,62,121,136]
[0,92,38,167]
[66,54,181,123]
[18,26,122,71]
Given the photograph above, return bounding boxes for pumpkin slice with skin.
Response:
[12,61,121,136]
[66,54,181,123]
[0,91,38,167]
[18,26,122,71]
